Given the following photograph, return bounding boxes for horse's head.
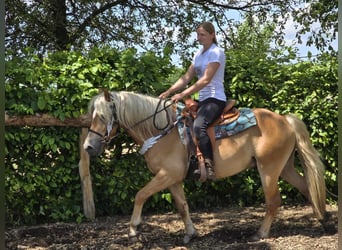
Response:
[83,90,119,156]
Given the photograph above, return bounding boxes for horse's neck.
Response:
[126,129,145,145]
[116,93,156,142]
[118,94,175,145]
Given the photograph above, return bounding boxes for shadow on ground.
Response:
[5,204,337,250]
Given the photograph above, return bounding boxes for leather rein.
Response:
[88,98,175,145]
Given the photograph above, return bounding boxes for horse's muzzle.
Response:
[83,142,104,156]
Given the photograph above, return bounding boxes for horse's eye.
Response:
[97,114,106,123]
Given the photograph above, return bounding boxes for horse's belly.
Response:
[213,135,255,177]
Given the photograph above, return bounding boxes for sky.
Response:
[170,6,337,65]
[235,3,338,58]
[282,16,338,58]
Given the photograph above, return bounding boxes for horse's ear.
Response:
[102,89,111,102]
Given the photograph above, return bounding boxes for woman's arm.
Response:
[171,62,220,102]
[159,64,196,98]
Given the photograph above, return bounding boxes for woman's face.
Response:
[196,27,214,46]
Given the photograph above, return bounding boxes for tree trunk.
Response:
[51,0,69,50]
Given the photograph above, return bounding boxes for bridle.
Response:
[88,97,174,145]
[88,115,119,145]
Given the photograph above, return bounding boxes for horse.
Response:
[83,90,327,243]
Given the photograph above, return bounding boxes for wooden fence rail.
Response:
[5,113,95,220]
[5,113,91,127]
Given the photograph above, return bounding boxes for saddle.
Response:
[184,98,239,122]
[182,97,239,181]
[183,97,239,145]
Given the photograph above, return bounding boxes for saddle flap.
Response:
[183,98,237,119]
[210,102,240,127]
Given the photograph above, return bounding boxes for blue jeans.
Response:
[193,98,226,160]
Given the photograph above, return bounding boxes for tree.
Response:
[6,0,337,60]
[292,0,337,52]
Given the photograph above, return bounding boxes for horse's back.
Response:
[214,108,296,177]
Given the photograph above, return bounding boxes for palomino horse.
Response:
[83,90,327,243]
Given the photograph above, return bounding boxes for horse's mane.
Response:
[89,91,175,140]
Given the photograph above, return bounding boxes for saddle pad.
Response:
[214,108,257,139]
[176,102,187,144]
[176,104,257,143]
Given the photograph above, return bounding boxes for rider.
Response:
[159,22,227,180]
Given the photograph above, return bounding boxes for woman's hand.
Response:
[171,92,185,103]
[159,91,170,99]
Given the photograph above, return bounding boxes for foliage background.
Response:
[5,1,337,227]
[5,37,337,227]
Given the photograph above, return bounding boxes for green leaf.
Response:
[37,96,46,110]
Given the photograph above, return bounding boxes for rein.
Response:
[127,98,174,131]
[89,97,175,146]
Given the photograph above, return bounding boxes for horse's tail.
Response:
[285,114,326,220]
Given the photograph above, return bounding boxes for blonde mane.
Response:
[90,91,175,141]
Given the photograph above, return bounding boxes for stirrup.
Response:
[193,168,201,177]
[205,159,216,180]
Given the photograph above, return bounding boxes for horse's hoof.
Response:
[128,229,140,242]
[320,212,337,235]
[183,231,198,244]
[249,234,261,242]
[128,234,139,243]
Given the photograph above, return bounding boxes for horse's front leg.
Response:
[129,172,175,239]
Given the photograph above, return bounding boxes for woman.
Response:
[159,22,227,180]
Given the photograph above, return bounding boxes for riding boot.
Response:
[205,158,216,180]
[193,153,204,179]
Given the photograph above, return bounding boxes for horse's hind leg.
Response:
[254,162,282,240]
[280,151,310,200]
[168,183,197,243]
[280,151,335,231]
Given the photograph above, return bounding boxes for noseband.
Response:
[88,114,119,145]
[88,128,115,145]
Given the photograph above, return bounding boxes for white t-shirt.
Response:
[193,43,226,102]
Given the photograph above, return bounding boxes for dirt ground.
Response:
[6,204,337,250]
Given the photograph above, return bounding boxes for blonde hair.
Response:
[197,22,218,44]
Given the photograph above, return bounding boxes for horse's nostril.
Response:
[84,145,98,156]
[83,143,93,152]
